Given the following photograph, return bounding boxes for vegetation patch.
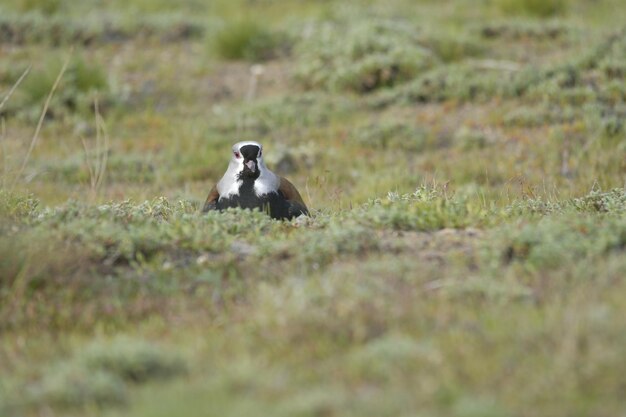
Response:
[495,0,568,18]
[480,20,572,40]
[211,20,290,61]
[28,363,128,408]
[0,13,204,46]
[295,18,436,93]
[354,187,481,231]
[25,336,185,410]
[497,215,626,268]
[352,121,428,151]
[5,55,113,121]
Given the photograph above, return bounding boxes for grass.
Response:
[211,20,289,61]
[1,0,626,416]
[496,0,568,18]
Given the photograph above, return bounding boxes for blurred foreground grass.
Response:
[1,0,625,416]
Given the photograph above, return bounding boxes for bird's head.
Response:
[231,141,264,180]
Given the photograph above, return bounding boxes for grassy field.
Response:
[1,0,625,416]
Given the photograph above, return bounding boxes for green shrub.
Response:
[354,187,478,231]
[453,126,492,150]
[212,20,288,61]
[26,336,186,409]
[352,121,427,151]
[424,33,484,63]
[79,337,187,383]
[498,215,626,268]
[0,190,39,222]
[0,13,205,46]
[295,19,435,93]
[480,20,571,39]
[384,64,513,104]
[10,55,111,120]
[504,189,626,216]
[496,0,567,18]
[348,334,441,381]
[31,363,127,408]
[9,0,64,14]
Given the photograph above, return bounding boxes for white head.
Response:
[217,141,280,198]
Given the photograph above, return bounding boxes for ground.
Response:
[1,0,626,416]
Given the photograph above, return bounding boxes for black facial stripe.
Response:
[240,145,260,161]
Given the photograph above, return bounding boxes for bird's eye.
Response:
[234,152,240,158]
[258,150,262,157]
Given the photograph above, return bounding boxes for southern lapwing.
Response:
[202,141,309,220]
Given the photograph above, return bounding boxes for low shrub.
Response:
[504,189,626,216]
[7,0,64,14]
[212,20,289,61]
[8,55,113,121]
[352,121,428,152]
[79,336,187,383]
[386,64,514,104]
[496,0,567,18]
[354,187,479,231]
[498,215,626,268]
[29,363,127,408]
[480,21,571,40]
[27,336,186,409]
[295,19,435,93]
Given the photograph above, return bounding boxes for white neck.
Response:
[216,158,280,198]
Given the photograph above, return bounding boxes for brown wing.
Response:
[279,177,308,211]
[202,184,220,212]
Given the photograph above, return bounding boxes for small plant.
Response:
[212,20,288,61]
[30,363,127,408]
[352,121,427,151]
[453,126,492,150]
[78,336,187,383]
[0,190,38,221]
[295,19,435,93]
[424,33,484,63]
[11,54,110,120]
[496,0,567,18]
[10,0,64,14]
[354,186,477,231]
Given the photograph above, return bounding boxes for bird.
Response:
[202,141,309,220]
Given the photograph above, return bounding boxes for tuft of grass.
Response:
[504,188,626,216]
[352,121,428,151]
[0,190,38,222]
[354,186,483,231]
[8,0,64,15]
[11,55,110,120]
[453,126,493,151]
[212,20,289,61]
[29,363,128,408]
[497,215,626,269]
[78,336,187,384]
[23,336,186,410]
[424,33,485,63]
[295,18,435,93]
[496,0,567,18]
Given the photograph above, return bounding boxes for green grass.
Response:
[1,0,626,416]
[211,20,289,61]
[497,0,568,18]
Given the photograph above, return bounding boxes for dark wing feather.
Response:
[279,177,309,216]
[202,185,220,212]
